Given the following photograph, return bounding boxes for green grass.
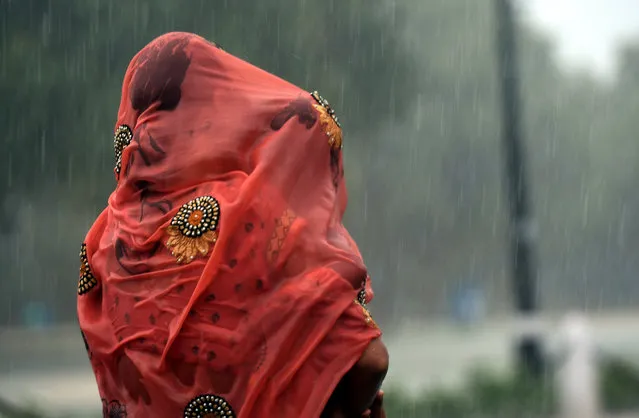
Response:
[2,359,639,418]
[383,369,555,418]
[383,357,639,418]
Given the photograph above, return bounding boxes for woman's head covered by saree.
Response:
[78,33,380,417]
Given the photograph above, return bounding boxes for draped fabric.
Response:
[77,32,380,418]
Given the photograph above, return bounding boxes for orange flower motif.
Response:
[166,196,220,264]
[311,91,343,150]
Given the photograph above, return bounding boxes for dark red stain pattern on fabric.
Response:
[114,238,161,275]
[117,354,152,405]
[123,125,171,219]
[130,124,167,169]
[168,356,198,387]
[130,35,193,113]
[270,96,317,131]
[165,348,238,395]
[134,181,172,221]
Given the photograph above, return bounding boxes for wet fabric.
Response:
[77,32,381,418]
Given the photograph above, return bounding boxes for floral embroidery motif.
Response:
[183,394,236,418]
[266,208,296,264]
[114,125,133,177]
[78,243,98,295]
[102,399,128,417]
[166,196,220,264]
[310,91,343,150]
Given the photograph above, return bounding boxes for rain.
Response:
[2,0,639,416]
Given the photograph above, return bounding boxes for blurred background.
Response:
[2,0,639,416]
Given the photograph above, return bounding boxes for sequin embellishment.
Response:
[183,394,236,418]
[355,300,377,328]
[114,125,133,176]
[78,243,98,295]
[355,284,377,328]
[357,288,367,306]
[166,196,220,264]
[310,91,343,150]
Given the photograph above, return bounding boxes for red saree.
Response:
[77,32,381,417]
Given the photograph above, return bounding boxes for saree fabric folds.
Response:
[77,32,381,418]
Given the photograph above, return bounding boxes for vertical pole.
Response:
[494,0,544,376]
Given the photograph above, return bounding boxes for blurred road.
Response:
[1,311,638,416]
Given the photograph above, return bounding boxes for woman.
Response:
[78,32,388,417]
